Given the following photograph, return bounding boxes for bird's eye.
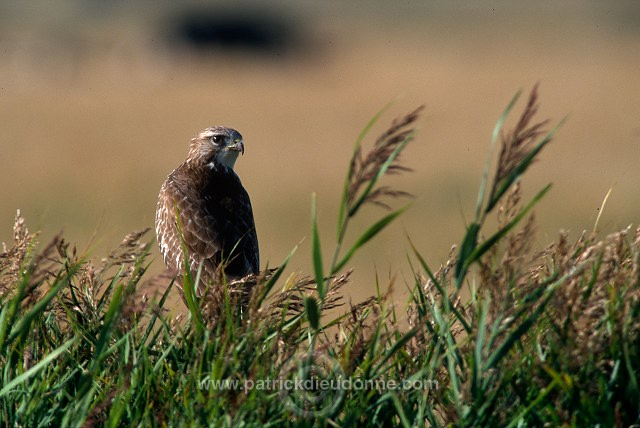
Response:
[212,135,225,145]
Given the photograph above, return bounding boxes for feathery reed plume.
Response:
[0,210,38,296]
[346,106,423,213]
[495,87,547,183]
[487,84,553,213]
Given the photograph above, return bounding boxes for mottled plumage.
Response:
[155,126,259,295]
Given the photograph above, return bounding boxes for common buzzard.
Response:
[155,126,259,295]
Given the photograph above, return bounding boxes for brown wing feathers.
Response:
[156,144,259,296]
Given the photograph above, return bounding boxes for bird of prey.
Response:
[155,126,259,296]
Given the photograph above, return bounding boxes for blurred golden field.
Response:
[1,1,639,307]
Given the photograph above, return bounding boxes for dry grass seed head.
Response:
[49,228,153,337]
[538,226,640,376]
[0,211,72,312]
[408,246,468,353]
[493,85,550,190]
[346,106,424,210]
[0,210,37,296]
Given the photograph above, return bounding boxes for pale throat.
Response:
[209,149,239,169]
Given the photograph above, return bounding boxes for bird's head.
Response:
[188,126,245,170]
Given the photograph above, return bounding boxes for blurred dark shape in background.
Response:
[0,1,313,89]
[169,7,300,57]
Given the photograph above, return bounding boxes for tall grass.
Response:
[1,86,639,427]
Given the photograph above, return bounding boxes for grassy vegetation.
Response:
[1,86,639,427]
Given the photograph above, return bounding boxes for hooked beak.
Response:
[228,140,245,155]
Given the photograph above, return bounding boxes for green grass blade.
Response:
[334,205,408,274]
[311,193,325,299]
[387,392,412,428]
[371,327,419,376]
[0,304,8,353]
[462,184,551,286]
[303,296,321,330]
[175,202,204,333]
[182,266,204,333]
[96,264,125,314]
[622,323,639,394]
[408,238,472,333]
[7,267,75,345]
[0,337,75,397]
[87,283,124,374]
[486,118,565,213]
[255,245,298,307]
[484,281,555,371]
[471,295,490,399]
[337,102,394,237]
[432,303,462,411]
[504,378,559,428]
[476,89,522,220]
[455,222,480,289]
[140,277,175,346]
[0,275,29,351]
[348,131,414,218]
